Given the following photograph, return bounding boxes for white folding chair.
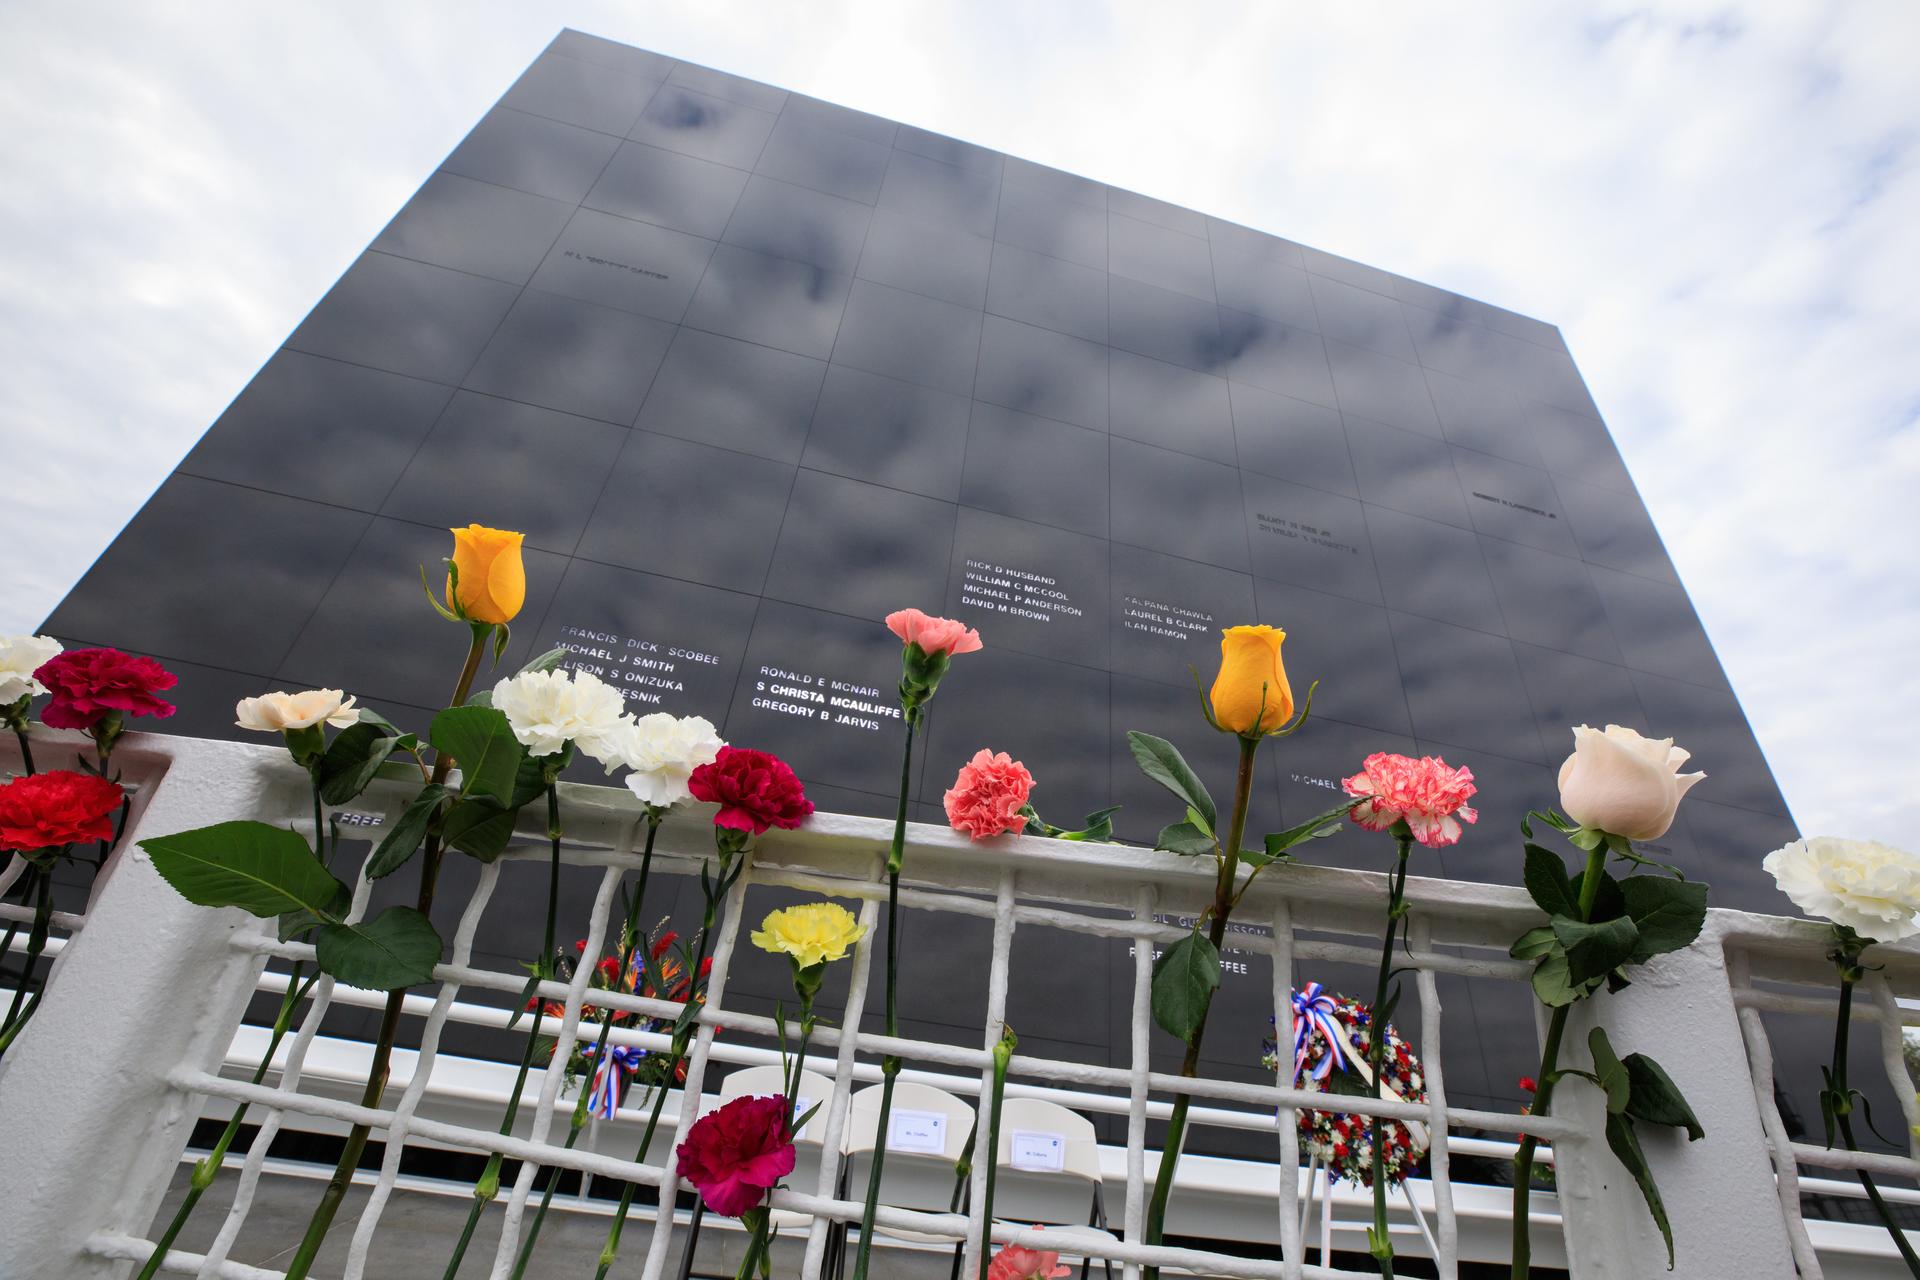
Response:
[989,1097,1116,1279]
[833,1081,976,1278]
[676,1063,836,1280]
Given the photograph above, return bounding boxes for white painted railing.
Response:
[0,731,1914,1279]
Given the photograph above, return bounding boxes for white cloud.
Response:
[1,0,1914,845]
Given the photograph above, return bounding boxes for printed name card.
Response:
[1009,1130,1066,1172]
[792,1095,813,1126]
[887,1109,947,1154]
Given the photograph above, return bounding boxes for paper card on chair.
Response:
[888,1108,947,1153]
[1009,1130,1066,1172]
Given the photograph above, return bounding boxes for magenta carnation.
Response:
[688,746,814,835]
[944,749,1034,841]
[1342,752,1479,849]
[34,647,177,731]
[675,1093,796,1217]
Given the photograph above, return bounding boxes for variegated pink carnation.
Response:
[1342,752,1479,849]
[886,608,983,657]
[944,749,1034,840]
[986,1243,1069,1280]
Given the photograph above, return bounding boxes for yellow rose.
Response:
[751,902,866,970]
[447,524,526,624]
[1208,624,1294,735]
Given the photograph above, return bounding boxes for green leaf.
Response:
[509,749,549,808]
[1620,877,1708,962]
[1126,731,1216,832]
[1155,821,1216,856]
[1522,844,1579,918]
[1058,805,1122,842]
[518,645,569,676]
[1263,797,1360,858]
[1623,1053,1705,1141]
[366,783,454,879]
[1529,947,1592,1008]
[1604,1110,1676,1267]
[315,906,442,990]
[278,907,328,942]
[442,796,520,862]
[1554,915,1641,986]
[1587,1027,1631,1113]
[1150,931,1221,1041]
[142,821,350,921]
[1509,926,1558,962]
[1569,826,1607,851]
[430,705,525,803]
[318,722,415,806]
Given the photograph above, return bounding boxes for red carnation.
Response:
[35,647,177,731]
[0,770,125,851]
[675,1093,795,1217]
[688,746,814,835]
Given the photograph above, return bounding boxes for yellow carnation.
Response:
[751,902,866,969]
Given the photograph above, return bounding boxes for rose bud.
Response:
[1555,724,1705,842]
[1208,624,1294,736]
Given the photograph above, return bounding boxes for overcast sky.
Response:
[3,1,1915,848]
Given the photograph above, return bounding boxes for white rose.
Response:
[602,713,725,808]
[1556,724,1705,842]
[0,634,62,705]
[492,668,628,759]
[1764,837,1920,943]
[235,689,361,732]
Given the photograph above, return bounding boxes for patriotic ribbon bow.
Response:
[1291,982,1350,1084]
[582,1044,648,1120]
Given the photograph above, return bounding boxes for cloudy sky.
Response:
[2,1,1915,846]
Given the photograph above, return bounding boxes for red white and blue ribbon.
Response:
[582,1044,648,1119]
[1291,982,1349,1083]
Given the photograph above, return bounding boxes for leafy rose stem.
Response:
[509,813,661,1280]
[850,702,920,1280]
[1825,932,1920,1275]
[283,622,491,1280]
[440,780,566,1278]
[592,842,734,1280]
[1509,843,1606,1279]
[1364,827,1413,1277]
[1142,733,1259,1280]
[136,792,340,1279]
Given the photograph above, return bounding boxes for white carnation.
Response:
[235,689,360,732]
[603,713,725,808]
[0,634,62,705]
[1764,837,1920,943]
[492,669,629,760]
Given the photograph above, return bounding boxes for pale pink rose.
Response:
[1557,724,1704,842]
[1343,752,1480,849]
[986,1243,1069,1280]
[886,608,983,657]
[944,749,1034,840]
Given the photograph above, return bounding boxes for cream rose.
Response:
[1555,724,1705,842]
[492,668,629,760]
[0,634,62,706]
[235,689,361,732]
[1764,837,1920,943]
[600,712,725,808]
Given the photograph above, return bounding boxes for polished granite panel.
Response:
[62,34,1797,1159]
[180,351,454,511]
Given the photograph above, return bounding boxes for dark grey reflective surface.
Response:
[51,32,1800,1127]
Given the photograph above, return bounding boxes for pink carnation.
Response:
[1342,751,1479,849]
[987,1243,1069,1279]
[886,608,983,657]
[35,647,177,731]
[944,750,1034,840]
[675,1094,796,1218]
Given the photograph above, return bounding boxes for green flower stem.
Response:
[442,782,565,1279]
[852,706,917,1280]
[735,1206,772,1280]
[1365,831,1414,1277]
[1509,844,1607,1280]
[135,967,323,1280]
[1143,733,1260,1280]
[1827,949,1920,1275]
[284,621,491,1280]
[975,1027,1017,1279]
[594,850,729,1280]
[0,866,54,1056]
[511,817,662,1280]
[11,723,34,775]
